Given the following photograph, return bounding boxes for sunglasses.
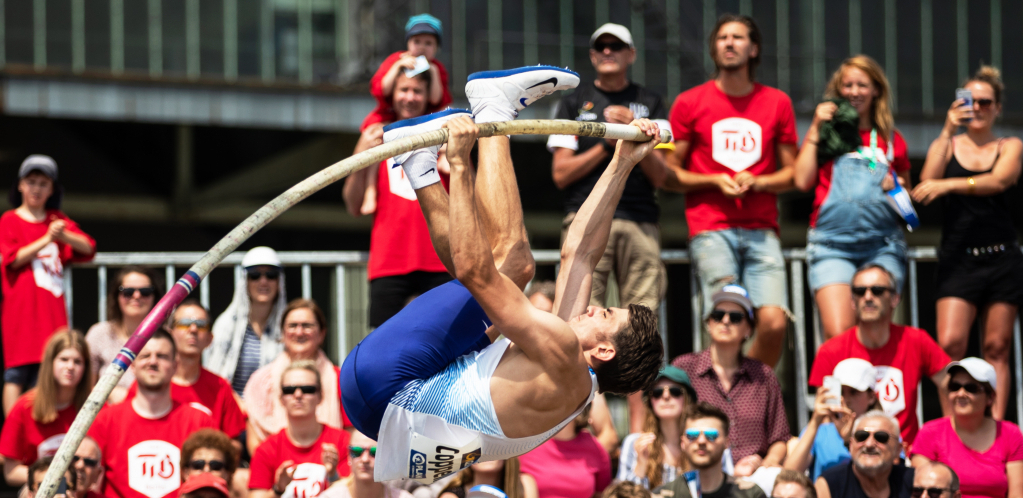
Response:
[72,456,99,468]
[282,384,319,396]
[851,286,892,297]
[912,488,949,498]
[174,318,209,330]
[975,99,995,109]
[118,286,155,298]
[709,310,747,324]
[349,446,377,458]
[948,381,983,394]
[684,428,720,442]
[247,269,280,281]
[189,459,225,471]
[593,41,628,52]
[853,429,892,444]
[651,386,684,399]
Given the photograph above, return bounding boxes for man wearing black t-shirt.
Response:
[548,23,671,433]
[815,412,914,498]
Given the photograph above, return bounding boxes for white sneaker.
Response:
[383,108,472,189]
[465,66,580,123]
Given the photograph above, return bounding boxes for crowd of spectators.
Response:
[1,9,1023,498]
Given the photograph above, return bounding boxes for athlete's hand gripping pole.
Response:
[35,119,671,498]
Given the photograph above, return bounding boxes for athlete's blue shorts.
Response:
[340,280,493,438]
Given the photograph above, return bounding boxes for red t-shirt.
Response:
[669,81,798,237]
[249,426,351,496]
[0,209,95,367]
[125,369,247,438]
[360,51,453,131]
[810,129,911,227]
[519,431,611,498]
[809,324,951,444]
[87,400,216,498]
[366,159,449,281]
[0,390,76,465]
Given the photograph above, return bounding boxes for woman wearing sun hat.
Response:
[670,284,789,476]
[911,357,1023,498]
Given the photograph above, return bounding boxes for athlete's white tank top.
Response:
[374,338,598,483]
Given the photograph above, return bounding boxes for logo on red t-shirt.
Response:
[128,441,180,498]
[284,463,327,498]
[33,242,64,297]
[712,118,763,172]
[874,366,906,416]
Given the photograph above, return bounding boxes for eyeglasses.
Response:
[174,318,209,330]
[593,41,628,52]
[852,429,892,444]
[282,384,319,396]
[709,310,747,324]
[975,99,995,109]
[72,456,99,468]
[349,446,377,458]
[651,386,684,399]
[912,488,950,498]
[851,286,892,297]
[684,428,720,442]
[247,269,280,281]
[948,381,983,394]
[118,286,155,298]
[189,459,225,472]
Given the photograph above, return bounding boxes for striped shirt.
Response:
[231,325,262,396]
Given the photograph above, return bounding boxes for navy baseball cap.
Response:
[405,14,442,44]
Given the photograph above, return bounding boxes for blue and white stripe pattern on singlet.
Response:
[390,345,503,436]
[231,325,262,396]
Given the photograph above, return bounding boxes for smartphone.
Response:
[822,375,842,407]
[956,88,974,122]
[56,476,68,495]
[403,55,431,78]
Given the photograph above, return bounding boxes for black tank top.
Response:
[940,140,1018,251]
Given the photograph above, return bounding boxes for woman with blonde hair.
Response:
[911,66,1023,420]
[616,367,695,489]
[794,54,912,339]
[439,458,536,498]
[0,329,92,486]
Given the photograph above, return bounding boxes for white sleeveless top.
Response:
[374,338,598,483]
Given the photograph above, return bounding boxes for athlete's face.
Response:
[18,172,53,210]
[589,34,635,76]
[572,306,629,352]
[53,347,85,390]
[839,67,879,118]
[171,305,212,358]
[713,22,757,72]
[406,34,438,60]
[393,74,429,120]
[133,337,177,392]
[282,307,325,360]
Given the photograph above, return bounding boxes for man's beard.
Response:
[853,449,892,477]
[688,447,725,470]
[137,378,170,393]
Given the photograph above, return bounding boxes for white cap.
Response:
[241,246,281,268]
[833,358,876,392]
[590,23,634,48]
[946,357,997,389]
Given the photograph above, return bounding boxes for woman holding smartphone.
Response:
[911,66,1023,420]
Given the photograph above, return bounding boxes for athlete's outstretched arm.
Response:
[553,120,661,322]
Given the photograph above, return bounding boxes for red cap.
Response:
[178,474,229,497]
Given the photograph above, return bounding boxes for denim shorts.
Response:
[806,229,907,292]
[3,363,40,389]
[690,228,789,316]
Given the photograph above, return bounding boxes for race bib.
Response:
[711,117,763,172]
[32,242,64,298]
[407,431,482,484]
[128,440,180,498]
[283,463,328,498]
[874,366,906,416]
[387,158,417,201]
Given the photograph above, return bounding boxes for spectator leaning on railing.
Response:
[86,265,163,403]
[664,13,797,369]
[1,154,96,415]
[809,264,950,448]
[793,55,911,341]
[910,358,1023,498]
[911,65,1023,422]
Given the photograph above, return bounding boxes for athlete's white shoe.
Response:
[383,108,472,189]
[465,66,580,123]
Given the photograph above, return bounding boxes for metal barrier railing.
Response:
[65,248,1023,427]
